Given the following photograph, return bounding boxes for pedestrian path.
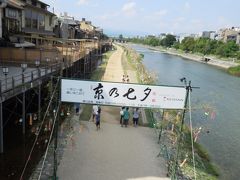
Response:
[57,117,169,180]
[57,45,170,179]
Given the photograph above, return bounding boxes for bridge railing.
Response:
[0,63,61,94]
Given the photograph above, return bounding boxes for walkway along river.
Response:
[130,44,240,180]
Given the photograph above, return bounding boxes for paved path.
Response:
[58,116,169,180]
[57,46,170,180]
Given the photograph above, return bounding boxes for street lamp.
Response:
[55,57,59,64]
[2,67,9,76]
[35,60,40,78]
[46,57,50,66]
[2,67,9,89]
[21,63,27,83]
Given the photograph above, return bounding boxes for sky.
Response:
[45,0,240,37]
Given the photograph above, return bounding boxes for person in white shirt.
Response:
[92,105,98,122]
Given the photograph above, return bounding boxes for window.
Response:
[38,13,45,30]
[25,9,32,28]
[32,11,38,29]
[24,9,46,30]
[6,8,18,19]
[49,16,52,26]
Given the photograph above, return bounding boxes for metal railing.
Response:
[0,63,62,94]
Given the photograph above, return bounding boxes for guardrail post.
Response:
[22,73,24,84]
[31,72,34,81]
[38,68,41,78]
[0,98,3,153]
[5,77,7,91]
[12,77,15,89]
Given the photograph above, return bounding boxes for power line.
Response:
[37,99,60,180]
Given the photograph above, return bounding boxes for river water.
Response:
[131,44,240,180]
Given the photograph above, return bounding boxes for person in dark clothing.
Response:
[123,107,130,127]
[96,112,101,130]
[97,106,101,114]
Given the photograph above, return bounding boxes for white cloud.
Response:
[154,9,168,17]
[122,2,137,16]
[184,2,191,10]
[171,17,185,29]
[77,0,90,6]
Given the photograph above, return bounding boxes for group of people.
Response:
[120,107,140,127]
[122,75,130,83]
[92,105,140,129]
[92,105,101,130]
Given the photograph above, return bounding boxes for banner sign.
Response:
[61,79,186,109]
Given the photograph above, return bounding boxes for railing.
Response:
[0,63,62,94]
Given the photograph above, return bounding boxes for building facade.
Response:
[20,0,56,44]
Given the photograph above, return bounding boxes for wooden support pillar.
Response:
[22,88,26,134]
[0,98,3,153]
[38,81,41,122]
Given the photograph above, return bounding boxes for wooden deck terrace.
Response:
[0,37,111,97]
[0,37,109,67]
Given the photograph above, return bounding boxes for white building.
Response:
[199,31,215,39]
[178,33,198,43]
[210,31,217,40]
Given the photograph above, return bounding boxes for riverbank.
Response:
[134,44,240,70]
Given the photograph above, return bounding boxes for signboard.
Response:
[61,79,186,109]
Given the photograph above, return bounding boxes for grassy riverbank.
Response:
[131,42,240,77]
[123,44,220,179]
[227,65,240,76]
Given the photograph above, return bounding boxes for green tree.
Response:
[119,34,123,40]
[160,34,176,47]
[180,37,195,52]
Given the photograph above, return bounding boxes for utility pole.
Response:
[172,78,195,179]
[53,78,61,180]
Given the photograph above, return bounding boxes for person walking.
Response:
[123,107,130,127]
[133,108,140,127]
[122,75,125,83]
[95,112,101,130]
[126,75,129,83]
[120,107,125,125]
[97,105,101,115]
[92,105,98,122]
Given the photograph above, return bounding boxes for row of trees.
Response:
[128,35,240,59]
[129,35,176,48]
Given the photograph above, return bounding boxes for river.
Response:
[130,44,240,180]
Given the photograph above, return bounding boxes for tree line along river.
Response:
[130,44,240,180]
